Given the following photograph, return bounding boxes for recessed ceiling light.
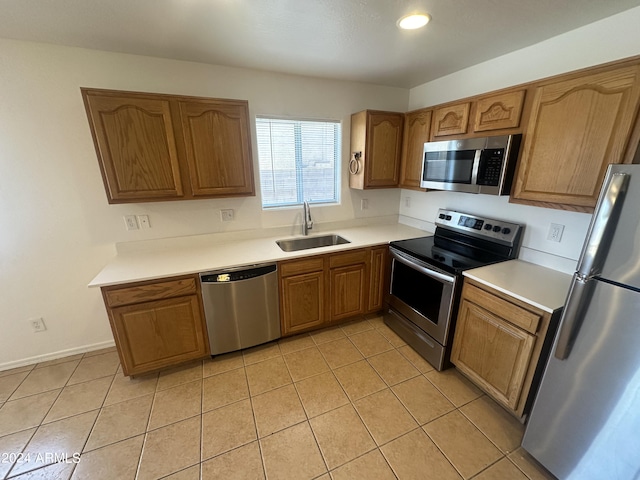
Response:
[397,13,431,30]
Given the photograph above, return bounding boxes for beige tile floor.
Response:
[0,317,556,480]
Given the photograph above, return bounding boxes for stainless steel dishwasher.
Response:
[200,263,281,355]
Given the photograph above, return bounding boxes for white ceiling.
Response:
[2,0,640,88]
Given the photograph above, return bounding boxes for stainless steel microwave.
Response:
[420,134,522,195]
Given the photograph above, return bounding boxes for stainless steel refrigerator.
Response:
[522,164,640,480]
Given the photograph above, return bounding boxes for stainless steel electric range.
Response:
[385,208,524,371]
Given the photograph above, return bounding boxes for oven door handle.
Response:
[390,249,455,284]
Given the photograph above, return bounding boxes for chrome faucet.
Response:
[302,201,313,236]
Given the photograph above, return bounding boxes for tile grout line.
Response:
[1,318,547,480]
[238,360,268,480]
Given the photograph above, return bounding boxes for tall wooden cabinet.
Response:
[349,110,404,189]
[511,64,640,211]
[101,275,210,377]
[82,88,255,203]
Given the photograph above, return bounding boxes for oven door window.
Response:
[391,260,445,324]
[423,150,475,184]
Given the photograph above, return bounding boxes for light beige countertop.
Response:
[463,260,573,313]
[89,222,430,288]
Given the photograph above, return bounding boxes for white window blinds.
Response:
[256,117,341,208]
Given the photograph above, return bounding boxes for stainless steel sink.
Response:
[276,234,350,252]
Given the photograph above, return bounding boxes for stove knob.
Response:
[484,224,493,230]
[502,227,511,235]
[438,213,446,219]
[445,215,452,221]
[493,225,501,232]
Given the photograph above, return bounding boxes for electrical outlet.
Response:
[361,199,369,210]
[220,209,234,222]
[404,197,411,208]
[29,317,47,333]
[137,215,150,229]
[124,215,138,231]
[547,223,565,242]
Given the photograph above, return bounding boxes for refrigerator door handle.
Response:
[554,275,594,360]
[577,171,630,277]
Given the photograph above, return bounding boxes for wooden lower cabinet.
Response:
[451,280,553,419]
[329,250,368,322]
[279,246,389,336]
[101,275,210,376]
[279,257,326,335]
[367,246,388,313]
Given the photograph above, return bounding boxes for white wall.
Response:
[3,6,640,368]
[402,6,640,273]
[0,39,408,368]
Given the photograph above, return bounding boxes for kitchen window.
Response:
[256,116,341,208]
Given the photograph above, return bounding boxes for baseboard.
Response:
[0,340,117,372]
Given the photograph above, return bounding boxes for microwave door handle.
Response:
[391,250,455,284]
[471,150,481,185]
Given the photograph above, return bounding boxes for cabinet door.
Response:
[281,271,325,335]
[177,100,255,197]
[473,90,525,132]
[83,92,183,203]
[367,247,387,313]
[432,102,470,137]
[110,295,208,376]
[365,112,404,187]
[512,65,640,210]
[451,299,535,410]
[330,263,366,321]
[399,110,431,190]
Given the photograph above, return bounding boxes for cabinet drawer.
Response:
[463,283,541,334]
[329,249,368,268]
[279,257,324,277]
[104,277,197,307]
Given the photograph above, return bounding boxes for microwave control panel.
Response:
[477,149,505,186]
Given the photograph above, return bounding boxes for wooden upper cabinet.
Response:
[177,100,254,197]
[399,109,432,190]
[432,102,470,137]
[472,90,525,133]
[350,110,404,189]
[82,88,255,203]
[82,93,184,202]
[512,64,640,211]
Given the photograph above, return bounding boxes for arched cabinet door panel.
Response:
[512,65,640,211]
[82,88,255,203]
[83,93,183,202]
